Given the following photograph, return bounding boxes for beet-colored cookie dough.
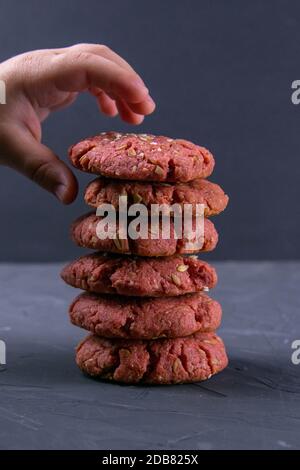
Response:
[70,212,218,257]
[70,292,222,339]
[69,132,215,182]
[85,177,229,217]
[61,253,217,297]
[75,332,228,384]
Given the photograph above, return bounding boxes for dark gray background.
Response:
[1,261,300,450]
[0,0,299,261]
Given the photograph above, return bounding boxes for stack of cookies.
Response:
[61,132,229,384]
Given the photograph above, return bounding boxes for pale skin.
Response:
[0,43,156,203]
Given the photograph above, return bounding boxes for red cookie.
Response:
[61,253,217,297]
[76,332,228,384]
[69,292,222,339]
[69,132,214,182]
[85,177,229,217]
[70,212,218,257]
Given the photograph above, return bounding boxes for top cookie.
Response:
[69,132,215,182]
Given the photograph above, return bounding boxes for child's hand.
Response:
[0,44,155,203]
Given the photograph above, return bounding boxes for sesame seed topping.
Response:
[127,148,136,157]
[154,165,164,176]
[176,264,189,272]
[171,274,181,286]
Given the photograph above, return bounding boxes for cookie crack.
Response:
[83,345,121,380]
[166,158,176,180]
[143,262,171,295]
[142,342,160,380]
[120,315,135,335]
[198,344,213,376]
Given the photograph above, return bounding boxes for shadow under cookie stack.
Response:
[61,132,229,385]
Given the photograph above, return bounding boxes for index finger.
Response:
[66,43,137,74]
[47,51,149,104]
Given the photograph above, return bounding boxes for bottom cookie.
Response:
[76,332,228,384]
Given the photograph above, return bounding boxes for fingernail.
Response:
[146,95,155,107]
[54,183,67,202]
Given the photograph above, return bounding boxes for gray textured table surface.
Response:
[0,262,299,450]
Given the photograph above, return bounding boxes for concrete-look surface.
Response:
[0,261,299,450]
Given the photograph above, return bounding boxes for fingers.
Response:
[89,87,118,117]
[90,86,154,122]
[97,92,118,117]
[50,51,148,103]
[17,44,156,124]
[67,43,136,74]
[73,44,156,117]
[116,99,144,125]
[127,95,156,115]
[90,87,153,122]
[2,124,78,204]
[45,45,156,123]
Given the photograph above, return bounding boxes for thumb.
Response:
[1,125,78,204]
